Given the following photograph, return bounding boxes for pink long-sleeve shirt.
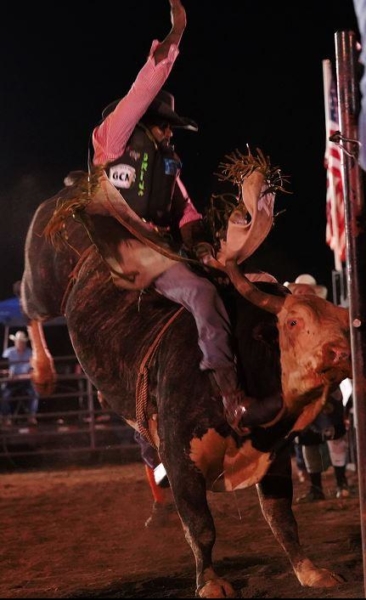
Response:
[92,40,202,229]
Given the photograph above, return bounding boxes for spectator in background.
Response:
[340,377,357,470]
[133,430,177,528]
[1,330,39,427]
[283,273,328,299]
[294,386,351,502]
[97,386,176,528]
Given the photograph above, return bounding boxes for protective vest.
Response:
[105,123,182,227]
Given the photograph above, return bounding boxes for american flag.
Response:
[324,63,346,265]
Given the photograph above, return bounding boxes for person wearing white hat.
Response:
[294,386,351,502]
[9,330,29,343]
[1,330,39,427]
[283,273,328,300]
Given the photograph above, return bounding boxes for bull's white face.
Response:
[277,294,351,413]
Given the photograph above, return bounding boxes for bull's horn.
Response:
[226,259,285,314]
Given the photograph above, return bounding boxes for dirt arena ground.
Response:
[1,458,364,599]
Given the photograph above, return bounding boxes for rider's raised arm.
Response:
[93,0,187,166]
[153,0,186,65]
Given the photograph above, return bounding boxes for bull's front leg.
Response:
[163,457,236,598]
[256,449,344,588]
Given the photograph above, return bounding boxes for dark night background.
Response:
[0,0,361,304]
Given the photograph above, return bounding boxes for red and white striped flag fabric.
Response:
[323,60,346,267]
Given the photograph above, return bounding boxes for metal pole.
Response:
[3,325,9,353]
[335,29,366,597]
[87,376,96,450]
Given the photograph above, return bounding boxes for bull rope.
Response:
[136,306,185,449]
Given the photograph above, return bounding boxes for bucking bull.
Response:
[20,151,351,598]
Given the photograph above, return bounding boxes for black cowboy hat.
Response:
[102,89,198,132]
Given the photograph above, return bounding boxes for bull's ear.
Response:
[226,260,285,315]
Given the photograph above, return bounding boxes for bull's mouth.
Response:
[297,385,324,403]
[290,363,351,409]
[285,384,328,415]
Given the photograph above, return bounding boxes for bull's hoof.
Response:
[196,578,236,598]
[296,558,346,588]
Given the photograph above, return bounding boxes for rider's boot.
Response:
[212,367,283,436]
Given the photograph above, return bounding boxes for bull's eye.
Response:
[287,316,305,331]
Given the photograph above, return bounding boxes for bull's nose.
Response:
[323,342,350,365]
